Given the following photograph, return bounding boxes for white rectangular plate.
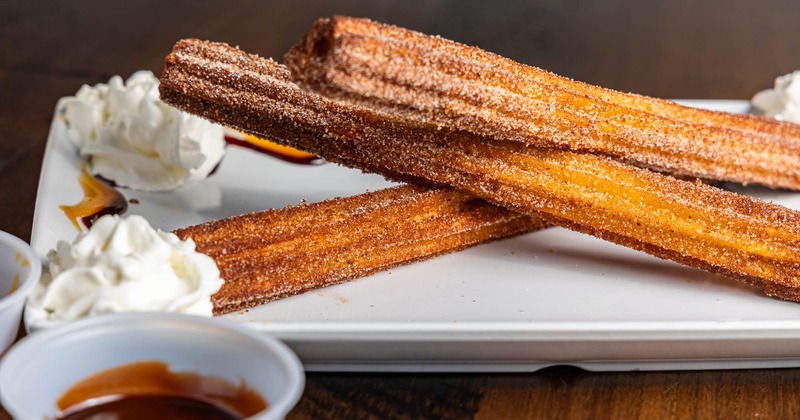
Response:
[32,100,800,372]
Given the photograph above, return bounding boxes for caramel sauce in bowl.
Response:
[56,361,267,419]
[59,394,242,419]
[0,231,41,354]
[0,313,304,419]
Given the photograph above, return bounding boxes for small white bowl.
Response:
[0,231,40,354]
[0,312,304,419]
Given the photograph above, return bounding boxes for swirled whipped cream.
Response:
[751,70,800,124]
[27,215,223,326]
[61,71,225,191]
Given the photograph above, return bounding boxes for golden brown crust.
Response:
[174,185,542,315]
[160,38,800,303]
[285,16,800,189]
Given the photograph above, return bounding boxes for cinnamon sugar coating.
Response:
[161,38,800,303]
[175,185,540,315]
[286,16,800,189]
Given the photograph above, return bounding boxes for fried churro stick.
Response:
[285,16,800,189]
[160,39,800,302]
[175,185,542,315]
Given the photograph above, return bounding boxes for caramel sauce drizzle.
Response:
[60,166,128,231]
[225,132,323,165]
[60,132,315,232]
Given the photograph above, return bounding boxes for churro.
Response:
[285,16,800,189]
[175,185,541,314]
[160,38,800,302]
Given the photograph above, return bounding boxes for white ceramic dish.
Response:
[0,313,304,419]
[30,100,800,372]
[0,231,40,354]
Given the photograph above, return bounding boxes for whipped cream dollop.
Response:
[27,215,223,326]
[751,70,800,124]
[61,71,225,191]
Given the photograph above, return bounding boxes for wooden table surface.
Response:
[3,1,800,418]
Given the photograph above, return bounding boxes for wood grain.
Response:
[3,1,800,418]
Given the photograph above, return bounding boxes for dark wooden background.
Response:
[3,1,800,418]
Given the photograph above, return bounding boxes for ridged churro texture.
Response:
[285,16,800,189]
[160,38,800,302]
[175,185,542,315]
